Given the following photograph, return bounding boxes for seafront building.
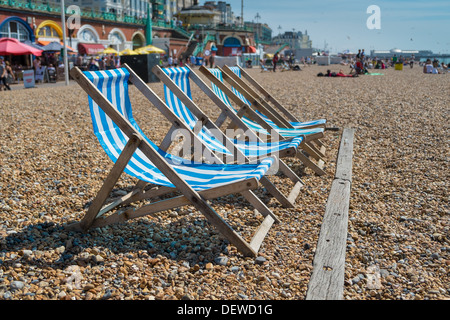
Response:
[0,0,314,70]
[270,30,313,58]
[0,0,272,59]
[175,1,267,58]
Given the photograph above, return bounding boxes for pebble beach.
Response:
[0,64,448,301]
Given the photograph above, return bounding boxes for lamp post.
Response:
[241,0,244,28]
[61,0,69,85]
[146,3,153,45]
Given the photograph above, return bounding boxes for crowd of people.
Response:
[259,53,305,72]
[314,48,447,77]
[164,54,216,69]
[2,47,448,90]
[81,52,217,72]
[346,48,389,75]
[421,58,448,74]
[342,49,449,75]
[78,55,120,71]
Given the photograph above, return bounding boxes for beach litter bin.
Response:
[195,57,203,66]
[394,63,403,71]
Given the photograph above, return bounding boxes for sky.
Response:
[212,0,450,54]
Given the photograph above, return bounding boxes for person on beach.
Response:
[33,57,41,77]
[106,56,115,70]
[355,58,364,74]
[317,69,357,77]
[336,69,356,77]
[0,57,11,91]
[99,57,106,70]
[392,55,398,67]
[272,53,279,72]
[88,58,99,71]
[0,56,4,90]
[4,61,14,88]
[423,59,433,73]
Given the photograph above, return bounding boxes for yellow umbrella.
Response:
[134,47,150,54]
[101,47,118,55]
[138,45,166,54]
[120,48,138,56]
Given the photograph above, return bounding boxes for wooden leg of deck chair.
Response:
[66,134,142,232]
[296,151,326,176]
[318,144,327,156]
[249,215,275,253]
[259,176,295,208]
[278,159,304,183]
[303,142,325,162]
[309,140,327,166]
[278,160,305,204]
[312,138,327,152]
[308,142,326,159]
[240,190,281,223]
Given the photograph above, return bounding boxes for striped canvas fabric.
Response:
[210,68,326,138]
[162,67,303,158]
[226,66,327,129]
[84,68,275,191]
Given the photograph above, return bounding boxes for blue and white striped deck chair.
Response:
[216,66,325,141]
[153,65,308,207]
[225,65,327,130]
[66,66,283,257]
[222,65,329,164]
[223,65,328,161]
[160,66,303,160]
[201,66,327,176]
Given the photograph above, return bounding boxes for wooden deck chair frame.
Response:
[234,65,326,130]
[199,66,327,176]
[221,65,327,158]
[66,66,283,257]
[152,65,306,207]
